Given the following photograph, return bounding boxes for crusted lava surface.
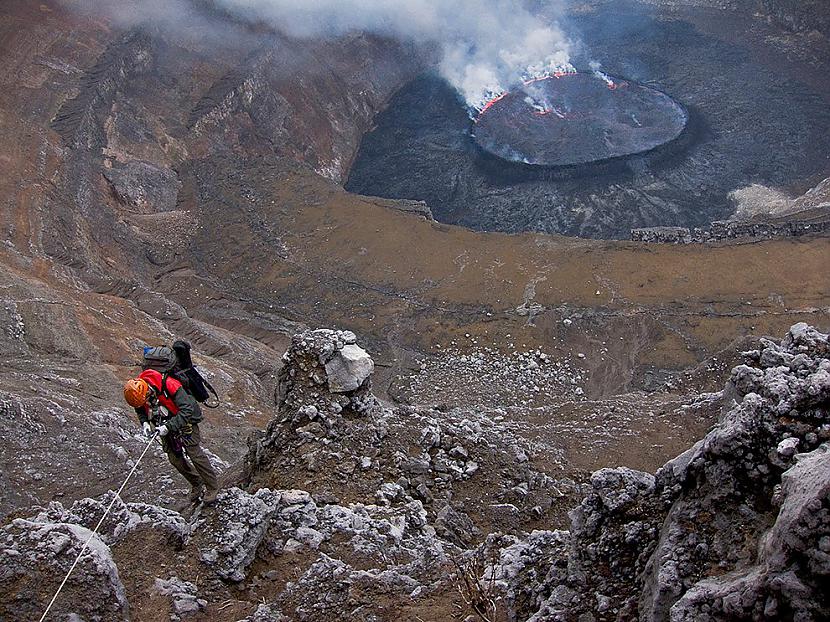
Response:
[473,72,688,168]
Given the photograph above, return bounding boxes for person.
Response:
[123,369,219,506]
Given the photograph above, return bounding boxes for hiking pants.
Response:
[164,423,219,493]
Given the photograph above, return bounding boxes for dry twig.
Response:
[452,552,500,622]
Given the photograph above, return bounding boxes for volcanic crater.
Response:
[346,9,830,238]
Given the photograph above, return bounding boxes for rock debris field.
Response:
[396,340,588,408]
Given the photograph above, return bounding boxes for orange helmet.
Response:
[124,378,150,407]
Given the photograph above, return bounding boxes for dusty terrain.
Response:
[1,323,827,622]
[0,0,828,620]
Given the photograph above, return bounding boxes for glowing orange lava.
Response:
[476,71,578,122]
[476,91,509,119]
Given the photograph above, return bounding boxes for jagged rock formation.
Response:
[0,493,188,621]
[1,323,827,621]
[244,329,576,533]
[502,323,829,621]
[0,327,579,620]
[0,518,129,621]
[631,219,830,244]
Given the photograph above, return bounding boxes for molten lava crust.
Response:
[473,71,688,168]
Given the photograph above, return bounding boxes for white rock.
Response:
[294,526,325,549]
[325,344,374,393]
[776,437,800,458]
[280,490,312,506]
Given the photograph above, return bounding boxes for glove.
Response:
[142,422,153,437]
[156,424,170,437]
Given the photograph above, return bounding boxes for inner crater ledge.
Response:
[472,72,688,168]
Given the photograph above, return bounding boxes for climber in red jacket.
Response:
[124,369,219,506]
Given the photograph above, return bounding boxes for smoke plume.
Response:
[64,0,573,111]
[215,0,573,109]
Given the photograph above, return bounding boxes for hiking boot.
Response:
[189,484,205,504]
[202,488,219,506]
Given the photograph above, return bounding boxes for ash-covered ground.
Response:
[3,324,828,621]
[346,7,830,238]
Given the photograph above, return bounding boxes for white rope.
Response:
[38,432,159,622]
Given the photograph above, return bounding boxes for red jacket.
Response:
[135,369,202,432]
[139,369,182,413]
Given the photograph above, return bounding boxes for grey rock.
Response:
[512,324,830,622]
[434,505,479,547]
[777,437,800,458]
[236,603,289,622]
[0,518,128,621]
[103,160,180,213]
[154,576,206,615]
[199,488,279,582]
[632,219,830,244]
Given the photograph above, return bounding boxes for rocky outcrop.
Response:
[1,324,827,621]
[671,444,830,621]
[103,160,181,213]
[33,493,189,548]
[244,328,577,532]
[632,218,830,243]
[245,329,384,488]
[504,323,829,621]
[0,518,129,621]
[153,575,207,618]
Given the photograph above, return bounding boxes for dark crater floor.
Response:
[346,10,830,239]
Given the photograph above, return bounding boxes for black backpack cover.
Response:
[142,340,219,408]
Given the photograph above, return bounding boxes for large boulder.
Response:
[198,487,280,582]
[325,343,374,393]
[0,518,129,621]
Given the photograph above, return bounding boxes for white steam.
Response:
[589,60,615,88]
[62,0,574,111]
[214,0,573,110]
